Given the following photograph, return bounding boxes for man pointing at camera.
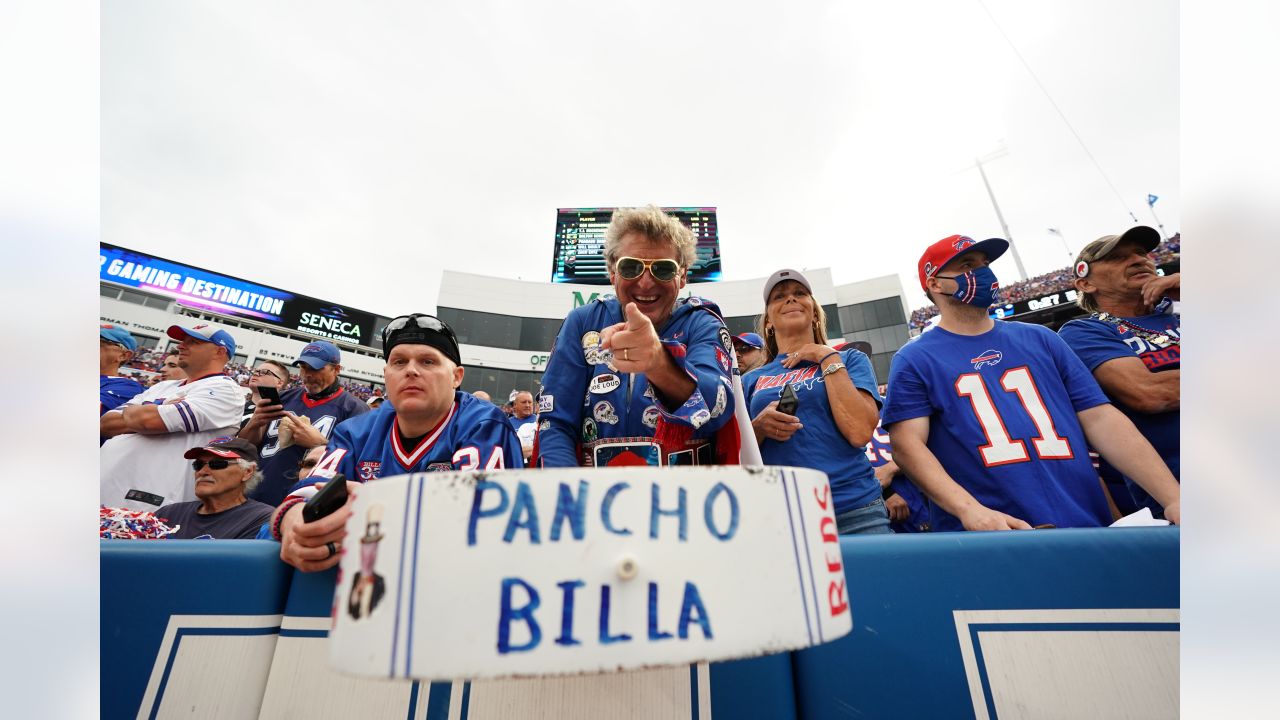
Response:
[534,205,736,468]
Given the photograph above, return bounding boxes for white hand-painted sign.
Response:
[327,465,851,680]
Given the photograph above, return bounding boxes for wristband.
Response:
[882,485,896,501]
[271,497,307,541]
[819,351,840,366]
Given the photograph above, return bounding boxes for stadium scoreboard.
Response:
[551,207,722,284]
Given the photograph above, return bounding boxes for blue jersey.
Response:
[285,391,523,499]
[535,296,734,467]
[100,375,144,415]
[881,321,1111,531]
[864,422,932,533]
[509,414,536,434]
[743,349,883,516]
[250,387,370,507]
[1058,311,1180,515]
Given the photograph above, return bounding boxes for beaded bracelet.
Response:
[271,497,307,541]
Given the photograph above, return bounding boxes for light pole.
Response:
[1048,227,1072,261]
[968,147,1028,282]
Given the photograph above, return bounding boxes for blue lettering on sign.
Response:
[679,582,713,639]
[550,480,589,541]
[468,481,509,546]
[704,482,740,541]
[648,582,674,641]
[601,482,633,536]
[498,577,541,653]
[555,580,585,647]
[503,481,541,544]
[650,483,688,541]
[598,585,632,645]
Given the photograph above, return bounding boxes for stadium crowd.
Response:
[909,233,1180,331]
[100,210,1180,563]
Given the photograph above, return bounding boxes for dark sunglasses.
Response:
[191,458,235,471]
[615,256,681,282]
[382,313,457,347]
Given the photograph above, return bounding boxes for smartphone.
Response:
[257,385,282,406]
[303,473,349,523]
[777,384,799,416]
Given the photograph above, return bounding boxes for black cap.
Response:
[382,314,462,366]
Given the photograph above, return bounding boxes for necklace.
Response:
[1091,312,1179,349]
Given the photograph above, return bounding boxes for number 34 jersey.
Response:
[286,390,524,500]
[881,321,1112,531]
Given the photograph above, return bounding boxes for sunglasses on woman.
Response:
[191,458,234,471]
[614,257,681,282]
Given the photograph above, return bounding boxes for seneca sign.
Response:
[326,466,852,680]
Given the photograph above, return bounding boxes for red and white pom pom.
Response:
[99,506,181,540]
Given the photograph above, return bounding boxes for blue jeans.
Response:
[836,497,892,535]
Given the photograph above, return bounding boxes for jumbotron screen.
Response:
[550,207,722,285]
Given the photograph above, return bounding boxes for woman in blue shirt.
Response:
[743,269,889,534]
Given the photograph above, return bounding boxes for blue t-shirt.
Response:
[881,321,1112,531]
[1058,312,1180,515]
[535,296,734,467]
[249,387,371,507]
[743,348,884,516]
[865,422,932,533]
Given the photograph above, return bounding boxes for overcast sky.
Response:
[102,0,1178,318]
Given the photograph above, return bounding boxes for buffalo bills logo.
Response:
[358,461,381,480]
[953,236,975,251]
[193,324,209,331]
[971,350,1002,370]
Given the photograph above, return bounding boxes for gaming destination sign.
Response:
[100,243,379,346]
[327,466,852,680]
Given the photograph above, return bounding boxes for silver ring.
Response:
[326,541,338,558]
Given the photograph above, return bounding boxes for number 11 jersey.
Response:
[881,321,1111,531]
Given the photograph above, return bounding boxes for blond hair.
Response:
[603,205,697,270]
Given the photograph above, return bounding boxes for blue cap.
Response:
[167,324,236,358]
[294,341,341,370]
[100,324,138,352]
[734,332,764,350]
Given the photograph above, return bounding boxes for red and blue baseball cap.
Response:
[294,341,341,370]
[167,323,237,357]
[917,234,1008,291]
[733,332,764,350]
[100,324,138,352]
[183,436,259,463]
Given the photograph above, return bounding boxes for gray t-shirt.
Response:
[155,499,275,539]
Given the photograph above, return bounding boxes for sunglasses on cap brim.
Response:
[614,257,681,282]
[382,314,456,346]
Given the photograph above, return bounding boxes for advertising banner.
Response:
[327,465,851,680]
[100,244,378,345]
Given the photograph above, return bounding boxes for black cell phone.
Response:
[257,385,282,405]
[777,384,799,416]
[303,473,349,523]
